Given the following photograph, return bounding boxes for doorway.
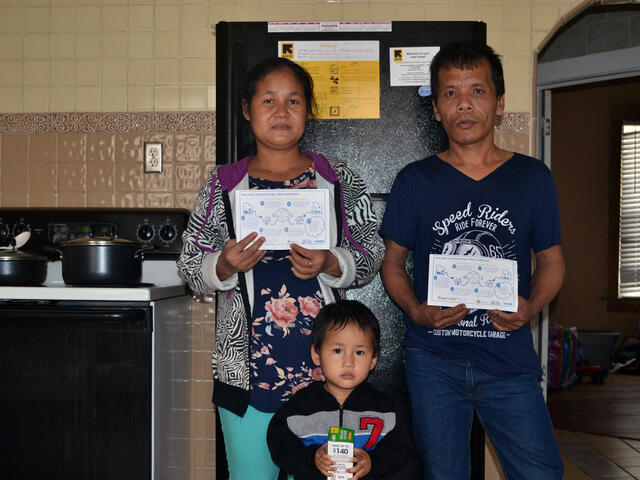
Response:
[536,1,640,442]
[549,77,640,339]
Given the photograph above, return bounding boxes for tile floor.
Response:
[483,429,640,479]
[557,430,640,479]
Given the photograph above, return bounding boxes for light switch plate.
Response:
[144,142,163,173]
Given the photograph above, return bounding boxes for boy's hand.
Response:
[347,448,372,479]
[314,442,336,477]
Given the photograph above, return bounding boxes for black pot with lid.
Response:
[0,248,48,286]
[60,232,146,286]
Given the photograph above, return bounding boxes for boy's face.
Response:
[311,322,378,404]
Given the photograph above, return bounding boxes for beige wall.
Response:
[0,0,582,116]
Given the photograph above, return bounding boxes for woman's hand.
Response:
[289,244,341,280]
[216,232,266,281]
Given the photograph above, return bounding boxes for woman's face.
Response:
[243,68,308,154]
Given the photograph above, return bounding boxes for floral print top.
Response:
[249,164,325,413]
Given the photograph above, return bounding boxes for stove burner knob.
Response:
[159,224,177,243]
[137,224,154,243]
[0,224,9,243]
[14,223,30,235]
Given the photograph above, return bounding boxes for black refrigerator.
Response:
[215,20,487,479]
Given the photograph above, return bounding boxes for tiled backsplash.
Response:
[0,111,531,210]
[0,112,215,209]
[494,111,531,156]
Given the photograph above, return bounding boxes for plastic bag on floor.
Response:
[548,325,579,388]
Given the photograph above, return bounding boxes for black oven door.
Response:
[0,303,152,480]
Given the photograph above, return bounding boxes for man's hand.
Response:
[347,448,372,479]
[314,443,336,478]
[409,302,469,329]
[216,232,266,280]
[489,296,538,332]
[489,245,565,332]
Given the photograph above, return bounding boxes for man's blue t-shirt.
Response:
[380,153,561,378]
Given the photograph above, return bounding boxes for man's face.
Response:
[432,59,505,148]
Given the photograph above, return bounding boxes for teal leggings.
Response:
[218,405,294,480]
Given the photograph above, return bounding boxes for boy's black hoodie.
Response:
[267,381,408,480]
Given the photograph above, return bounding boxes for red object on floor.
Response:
[576,364,604,376]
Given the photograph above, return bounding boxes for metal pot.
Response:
[0,249,48,285]
[60,234,145,286]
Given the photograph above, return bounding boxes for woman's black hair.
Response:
[430,41,505,100]
[240,56,317,118]
[312,300,381,357]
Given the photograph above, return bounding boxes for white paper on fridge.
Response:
[235,189,331,250]
[427,254,519,312]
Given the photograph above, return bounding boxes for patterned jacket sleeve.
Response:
[177,170,233,294]
[332,158,385,290]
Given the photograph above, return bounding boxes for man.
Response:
[379,41,565,479]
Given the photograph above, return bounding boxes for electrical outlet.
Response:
[144,142,163,173]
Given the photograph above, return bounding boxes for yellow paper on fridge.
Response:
[278,40,380,119]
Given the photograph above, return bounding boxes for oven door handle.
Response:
[0,308,148,323]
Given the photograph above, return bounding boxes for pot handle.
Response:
[42,244,63,261]
[90,223,116,238]
[135,244,155,260]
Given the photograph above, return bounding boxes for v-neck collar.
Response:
[435,152,516,183]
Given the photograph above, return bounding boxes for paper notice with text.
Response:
[235,189,331,250]
[428,254,518,312]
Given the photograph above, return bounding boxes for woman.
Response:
[178,57,384,479]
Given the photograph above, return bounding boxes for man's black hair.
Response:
[240,56,317,118]
[312,300,381,357]
[430,41,505,100]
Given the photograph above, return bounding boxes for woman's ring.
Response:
[308,259,312,268]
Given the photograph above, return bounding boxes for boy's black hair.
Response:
[430,41,505,100]
[240,56,317,118]
[312,300,381,357]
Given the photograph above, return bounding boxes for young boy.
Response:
[267,300,408,480]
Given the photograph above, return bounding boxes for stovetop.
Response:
[0,261,187,302]
[0,208,191,302]
[0,260,187,301]
[0,207,190,261]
